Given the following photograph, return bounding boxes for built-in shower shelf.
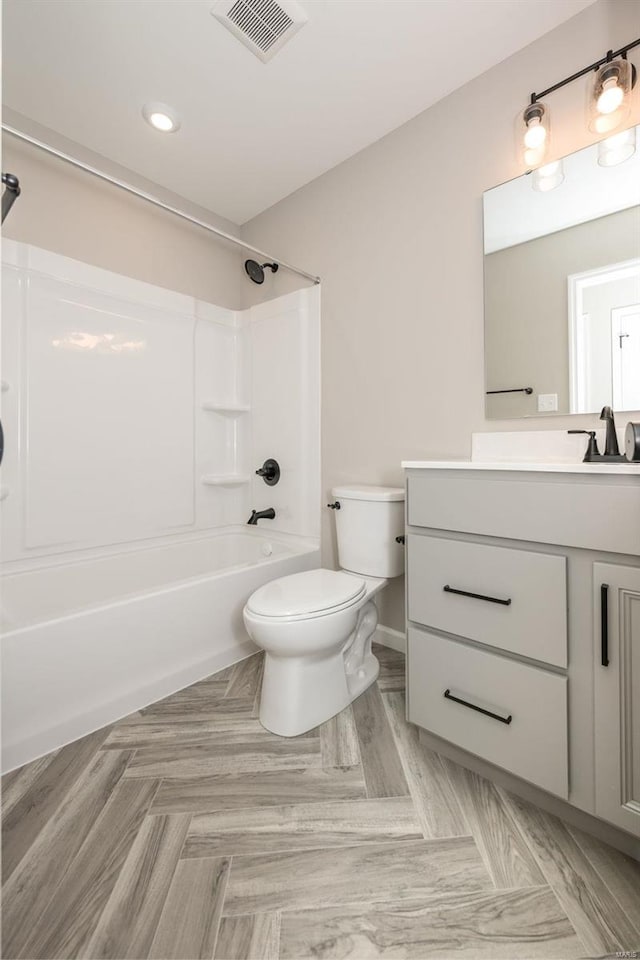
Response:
[201,401,250,414]
[201,474,250,486]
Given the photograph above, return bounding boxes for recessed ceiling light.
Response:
[142,102,181,133]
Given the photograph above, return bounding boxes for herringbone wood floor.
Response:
[2,644,640,959]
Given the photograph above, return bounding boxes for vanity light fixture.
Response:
[597,126,637,166]
[532,159,565,192]
[142,102,181,133]
[520,38,639,170]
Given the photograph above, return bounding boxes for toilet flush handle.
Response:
[327,501,341,510]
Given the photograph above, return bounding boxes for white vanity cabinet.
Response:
[593,563,640,836]
[404,462,640,849]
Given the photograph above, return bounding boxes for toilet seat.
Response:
[246,569,366,622]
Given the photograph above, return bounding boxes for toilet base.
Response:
[259,600,380,737]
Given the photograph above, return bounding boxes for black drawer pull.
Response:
[601,583,609,667]
[443,584,512,606]
[444,688,512,725]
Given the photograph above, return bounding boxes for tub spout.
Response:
[247,508,276,525]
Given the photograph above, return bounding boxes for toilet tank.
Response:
[332,484,405,578]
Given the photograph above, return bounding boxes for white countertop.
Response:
[401,460,640,475]
[403,429,640,476]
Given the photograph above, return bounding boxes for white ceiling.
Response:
[2,0,596,224]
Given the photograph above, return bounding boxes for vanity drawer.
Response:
[406,470,640,557]
[407,626,568,798]
[407,534,567,667]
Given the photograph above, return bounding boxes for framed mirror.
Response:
[483,125,640,419]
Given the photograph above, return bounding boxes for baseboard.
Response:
[374,625,406,654]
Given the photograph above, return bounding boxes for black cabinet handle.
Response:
[443,584,512,606]
[601,583,609,667]
[444,688,512,725]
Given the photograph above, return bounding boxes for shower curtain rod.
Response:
[2,124,321,285]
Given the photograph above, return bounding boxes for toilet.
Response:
[243,485,405,736]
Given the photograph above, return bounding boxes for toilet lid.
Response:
[246,569,366,619]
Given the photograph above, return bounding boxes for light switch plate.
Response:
[537,393,558,413]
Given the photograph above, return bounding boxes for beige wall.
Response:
[241,0,640,631]
[2,131,246,309]
[485,206,640,419]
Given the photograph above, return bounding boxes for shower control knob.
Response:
[327,501,341,510]
[255,458,280,486]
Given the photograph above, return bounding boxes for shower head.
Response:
[244,259,279,284]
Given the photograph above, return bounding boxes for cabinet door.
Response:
[593,563,640,837]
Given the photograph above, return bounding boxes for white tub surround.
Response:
[1,241,320,563]
[403,447,640,857]
[1,242,321,771]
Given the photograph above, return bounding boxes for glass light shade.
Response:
[532,159,565,192]
[589,59,634,134]
[521,102,549,167]
[597,126,637,166]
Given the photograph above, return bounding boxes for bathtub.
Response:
[1,528,319,772]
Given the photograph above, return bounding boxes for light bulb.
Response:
[524,117,547,149]
[597,77,624,115]
[149,112,175,132]
[524,147,541,167]
[142,102,181,133]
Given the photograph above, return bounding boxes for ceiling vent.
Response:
[212,0,307,63]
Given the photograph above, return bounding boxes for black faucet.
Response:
[247,508,276,525]
[600,406,621,457]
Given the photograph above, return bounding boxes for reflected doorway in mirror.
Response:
[568,259,640,414]
[612,303,640,411]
